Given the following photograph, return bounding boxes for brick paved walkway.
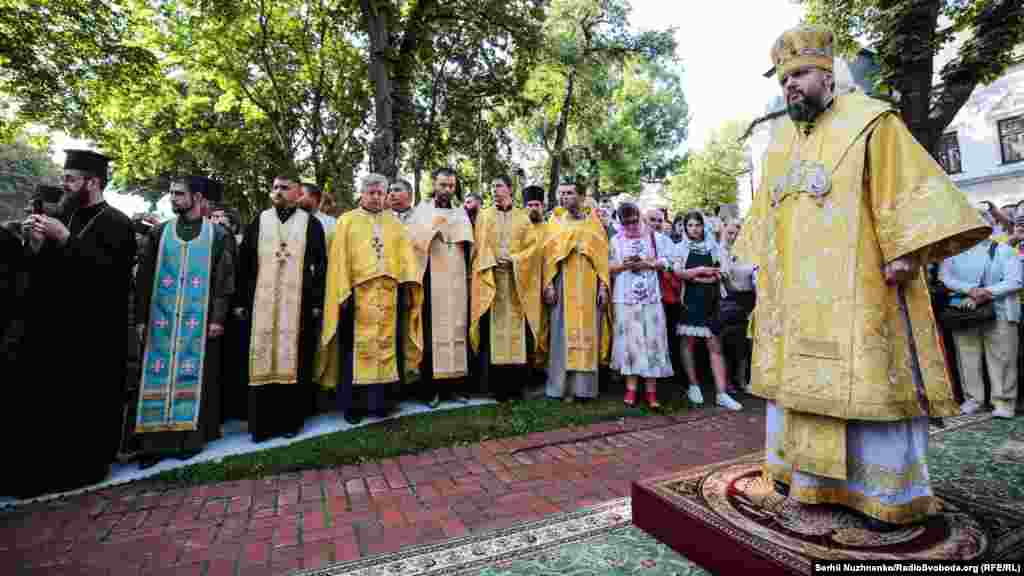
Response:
[0,402,766,576]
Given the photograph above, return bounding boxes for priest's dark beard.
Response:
[787,93,828,123]
[435,196,452,209]
[57,189,84,218]
[529,212,542,223]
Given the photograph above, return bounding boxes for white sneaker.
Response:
[717,392,743,411]
[687,385,704,405]
[993,407,1016,419]
[960,399,982,415]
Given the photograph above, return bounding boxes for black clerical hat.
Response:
[523,185,545,203]
[64,149,111,177]
[186,175,223,201]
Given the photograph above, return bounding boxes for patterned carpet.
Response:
[293,412,1022,575]
[633,412,1024,575]
[291,499,708,576]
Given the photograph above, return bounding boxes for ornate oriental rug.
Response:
[290,499,708,575]
[632,413,1024,575]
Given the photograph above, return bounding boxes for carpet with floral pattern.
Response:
[632,413,1024,575]
[291,413,1023,576]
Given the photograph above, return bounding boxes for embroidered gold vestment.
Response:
[407,200,475,380]
[542,211,611,371]
[318,208,422,388]
[250,209,309,385]
[734,91,989,480]
[470,207,544,365]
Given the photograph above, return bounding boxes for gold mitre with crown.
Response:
[770,25,834,81]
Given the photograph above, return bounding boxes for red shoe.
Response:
[624,389,637,406]
[646,390,661,409]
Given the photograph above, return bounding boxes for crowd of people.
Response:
[2,24,1022,542]
[0,152,757,500]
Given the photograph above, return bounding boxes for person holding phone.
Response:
[674,211,742,411]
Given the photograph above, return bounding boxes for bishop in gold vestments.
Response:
[318,175,421,423]
[734,26,989,528]
[469,177,545,401]
[406,169,475,403]
[543,182,611,401]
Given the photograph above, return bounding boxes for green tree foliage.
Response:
[403,9,542,201]
[91,0,372,219]
[796,0,1024,154]
[0,0,158,138]
[667,120,748,213]
[360,0,545,179]
[516,0,678,205]
[0,136,61,221]
[579,59,688,199]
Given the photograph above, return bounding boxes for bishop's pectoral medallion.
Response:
[772,160,831,208]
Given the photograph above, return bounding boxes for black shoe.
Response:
[344,413,364,425]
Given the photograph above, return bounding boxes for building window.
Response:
[998,115,1024,165]
[937,132,962,174]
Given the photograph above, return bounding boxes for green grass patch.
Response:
[148,393,691,489]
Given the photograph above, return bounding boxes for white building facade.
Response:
[943,61,1024,208]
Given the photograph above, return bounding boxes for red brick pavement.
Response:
[0,403,766,575]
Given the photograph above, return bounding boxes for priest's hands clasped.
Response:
[22,214,70,245]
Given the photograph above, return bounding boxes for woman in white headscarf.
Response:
[674,211,742,411]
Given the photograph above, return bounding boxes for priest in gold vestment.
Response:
[734,26,989,530]
[318,174,421,424]
[542,180,610,402]
[470,176,545,402]
[406,168,475,406]
[237,173,327,442]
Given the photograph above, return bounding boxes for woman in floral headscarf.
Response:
[608,202,675,407]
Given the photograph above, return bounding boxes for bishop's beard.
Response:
[787,92,829,124]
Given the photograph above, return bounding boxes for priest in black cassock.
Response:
[133,176,236,467]
[236,172,326,442]
[12,150,136,498]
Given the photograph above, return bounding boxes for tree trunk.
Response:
[360,0,397,178]
[884,0,941,155]
[414,163,423,204]
[586,147,600,202]
[547,67,577,208]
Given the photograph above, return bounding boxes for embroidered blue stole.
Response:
[136,219,214,433]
